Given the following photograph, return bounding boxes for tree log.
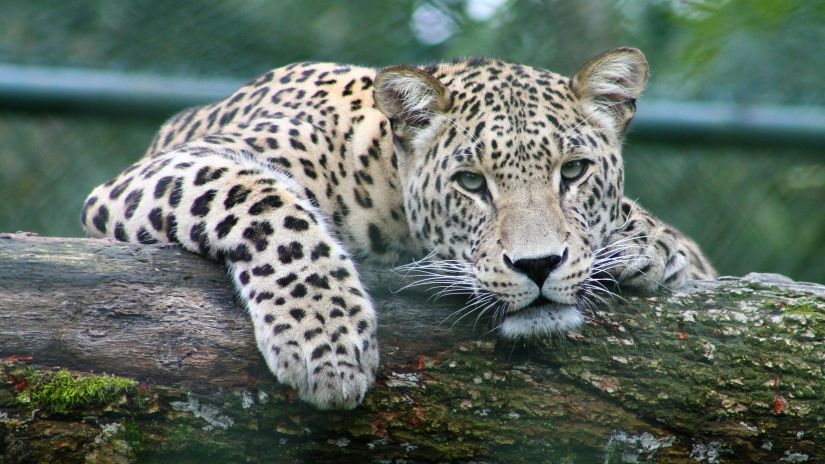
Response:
[0,233,823,463]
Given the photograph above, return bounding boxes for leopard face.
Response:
[375,49,649,338]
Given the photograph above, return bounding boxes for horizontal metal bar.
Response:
[0,63,240,116]
[1,63,824,146]
[632,100,825,147]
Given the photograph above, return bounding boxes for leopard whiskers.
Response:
[594,233,677,293]
[439,288,504,329]
[469,293,506,330]
[575,238,651,313]
[393,253,476,295]
[577,230,676,314]
[393,255,512,330]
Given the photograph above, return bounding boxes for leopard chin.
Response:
[496,304,583,339]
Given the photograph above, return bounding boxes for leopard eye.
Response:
[560,160,588,182]
[454,171,487,193]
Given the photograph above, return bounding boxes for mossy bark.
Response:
[1,233,823,463]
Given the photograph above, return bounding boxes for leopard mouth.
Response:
[524,295,558,309]
[496,296,583,339]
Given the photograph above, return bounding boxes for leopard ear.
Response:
[571,48,649,134]
[374,65,451,130]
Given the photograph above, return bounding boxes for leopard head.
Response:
[374,48,648,339]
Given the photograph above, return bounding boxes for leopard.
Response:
[81,47,716,410]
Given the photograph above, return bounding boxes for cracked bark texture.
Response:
[0,233,823,463]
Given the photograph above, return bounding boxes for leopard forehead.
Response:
[406,58,623,186]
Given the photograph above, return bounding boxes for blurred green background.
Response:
[0,0,823,282]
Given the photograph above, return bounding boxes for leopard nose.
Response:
[504,248,569,287]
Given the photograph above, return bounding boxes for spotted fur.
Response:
[82,48,715,409]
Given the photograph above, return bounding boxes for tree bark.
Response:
[0,233,823,463]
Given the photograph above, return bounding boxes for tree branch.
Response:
[1,233,823,463]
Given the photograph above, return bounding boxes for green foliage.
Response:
[667,0,825,104]
[16,368,138,413]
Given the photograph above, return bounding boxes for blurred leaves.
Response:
[664,0,825,103]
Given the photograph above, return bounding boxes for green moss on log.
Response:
[16,368,137,414]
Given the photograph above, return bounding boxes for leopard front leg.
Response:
[600,198,716,292]
[82,148,379,409]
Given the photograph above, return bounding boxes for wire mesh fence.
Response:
[1,0,823,282]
